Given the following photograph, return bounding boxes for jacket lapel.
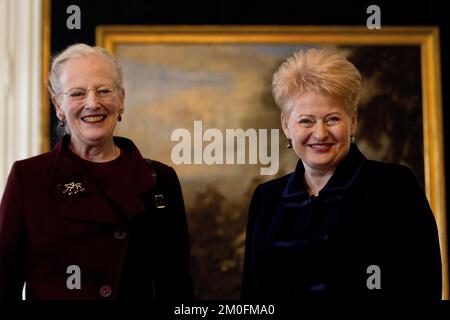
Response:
[262,171,309,249]
[262,144,367,248]
[104,142,155,220]
[48,136,156,225]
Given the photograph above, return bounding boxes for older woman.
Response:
[242,48,442,300]
[0,43,194,300]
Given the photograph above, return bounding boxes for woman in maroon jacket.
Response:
[0,43,194,300]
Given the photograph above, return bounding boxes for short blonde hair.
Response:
[272,48,362,114]
[48,43,124,95]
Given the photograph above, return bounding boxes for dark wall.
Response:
[50,0,450,295]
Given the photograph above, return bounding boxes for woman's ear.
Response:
[351,111,358,135]
[52,95,62,115]
[281,113,290,139]
[119,88,125,107]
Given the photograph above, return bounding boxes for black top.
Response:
[67,143,129,192]
[242,144,442,300]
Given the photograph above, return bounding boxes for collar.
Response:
[48,135,156,224]
[262,144,366,248]
[282,144,366,199]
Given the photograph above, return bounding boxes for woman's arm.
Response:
[0,162,26,300]
[241,184,262,301]
[384,165,442,300]
[152,165,195,301]
[401,166,442,299]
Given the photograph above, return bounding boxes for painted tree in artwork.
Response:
[348,46,424,187]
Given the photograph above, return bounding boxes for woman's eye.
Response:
[298,119,314,126]
[97,89,113,97]
[326,117,340,125]
[69,91,85,97]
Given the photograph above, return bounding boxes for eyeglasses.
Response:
[59,86,118,103]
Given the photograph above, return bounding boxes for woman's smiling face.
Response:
[281,91,357,174]
[54,54,124,148]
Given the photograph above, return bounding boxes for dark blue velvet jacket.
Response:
[242,144,442,300]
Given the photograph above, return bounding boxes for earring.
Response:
[118,111,123,122]
[286,139,292,149]
[59,116,65,127]
[350,135,356,144]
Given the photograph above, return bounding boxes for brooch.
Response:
[61,182,86,196]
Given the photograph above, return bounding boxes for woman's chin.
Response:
[77,131,113,144]
[304,157,338,172]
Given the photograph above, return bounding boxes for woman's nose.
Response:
[312,122,328,140]
[84,89,99,106]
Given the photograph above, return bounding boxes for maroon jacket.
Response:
[0,136,194,300]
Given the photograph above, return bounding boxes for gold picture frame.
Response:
[41,0,51,155]
[85,25,447,298]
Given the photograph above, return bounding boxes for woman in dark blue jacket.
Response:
[241,48,441,300]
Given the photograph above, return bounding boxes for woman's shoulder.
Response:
[13,151,56,173]
[144,159,175,174]
[147,159,173,171]
[363,159,416,178]
[142,158,181,186]
[253,172,293,196]
[362,158,421,189]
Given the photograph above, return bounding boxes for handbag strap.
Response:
[144,159,157,183]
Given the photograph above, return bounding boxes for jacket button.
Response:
[113,230,127,240]
[99,285,112,298]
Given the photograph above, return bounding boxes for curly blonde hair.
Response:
[272,48,362,115]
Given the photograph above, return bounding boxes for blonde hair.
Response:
[272,48,362,115]
[48,43,124,95]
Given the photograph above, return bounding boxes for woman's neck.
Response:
[303,167,334,197]
[69,139,120,163]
